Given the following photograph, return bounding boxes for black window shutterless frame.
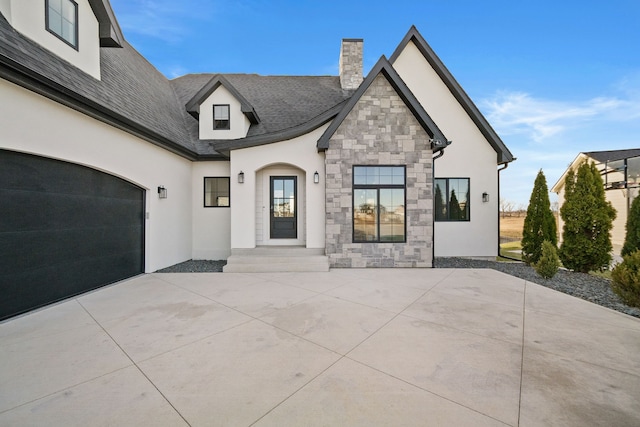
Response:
[352,165,406,243]
[45,0,79,50]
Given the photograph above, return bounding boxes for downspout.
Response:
[432,149,446,267]
[497,161,509,259]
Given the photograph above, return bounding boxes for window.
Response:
[353,166,406,242]
[46,0,78,49]
[434,178,470,221]
[204,177,230,207]
[213,105,230,130]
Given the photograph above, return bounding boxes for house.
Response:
[551,149,640,255]
[0,0,514,319]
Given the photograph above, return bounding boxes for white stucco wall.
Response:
[0,0,11,19]
[393,40,500,258]
[191,161,232,260]
[199,85,251,140]
[0,78,192,271]
[229,125,327,249]
[1,0,101,79]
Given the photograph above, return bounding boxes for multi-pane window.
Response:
[213,105,230,130]
[353,166,406,242]
[204,177,230,207]
[46,0,78,49]
[434,178,470,221]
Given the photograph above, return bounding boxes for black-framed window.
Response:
[213,105,230,130]
[46,0,79,49]
[435,178,470,221]
[353,166,406,242]
[204,177,230,207]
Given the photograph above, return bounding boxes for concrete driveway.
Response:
[1,268,639,426]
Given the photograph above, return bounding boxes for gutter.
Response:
[497,161,520,261]
[431,145,447,267]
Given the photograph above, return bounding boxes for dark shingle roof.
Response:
[0,12,197,157]
[586,149,640,163]
[0,9,351,159]
[171,74,351,153]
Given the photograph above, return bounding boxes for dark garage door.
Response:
[0,150,145,320]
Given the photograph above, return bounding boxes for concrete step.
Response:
[223,247,329,272]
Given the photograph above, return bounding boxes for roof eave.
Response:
[0,57,198,161]
[88,0,125,48]
[209,101,348,157]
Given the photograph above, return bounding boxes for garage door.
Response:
[0,150,145,320]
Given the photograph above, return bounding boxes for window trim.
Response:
[203,177,230,208]
[45,0,79,50]
[213,104,231,130]
[352,165,407,243]
[434,177,471,222]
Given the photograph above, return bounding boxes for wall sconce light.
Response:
[314,171,319,184]
[238,171,244,184]
[158,186,167,199]
[482,192,489,203]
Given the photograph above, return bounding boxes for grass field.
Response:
[500,215,525,241]
[500,215,525,260]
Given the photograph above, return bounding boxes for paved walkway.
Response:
[1,269,639,426]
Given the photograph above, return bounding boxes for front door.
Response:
[270,176,297,239]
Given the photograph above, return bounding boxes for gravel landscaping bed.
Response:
[435,257,640,318]
[156,260,226,273]
[156,258,639,318]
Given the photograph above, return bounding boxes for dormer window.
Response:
[46,0,79,49]
[213,105,230,130]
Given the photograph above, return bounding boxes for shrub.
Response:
[535,240,560,279]
[611,250,640,308]
[559,162,616,272]
[621,194,640,256]
[522,170,557,265]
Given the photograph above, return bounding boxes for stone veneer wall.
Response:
[325,74,434,268]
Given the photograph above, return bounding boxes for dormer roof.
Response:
[88,0,125,48]
[317,55,449,152]
[185,74,260,124]
[390,25,514,164]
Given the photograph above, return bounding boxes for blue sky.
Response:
[110,0,640,208]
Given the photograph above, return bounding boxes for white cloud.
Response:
[113,0,215,43]
[479,91,633,142]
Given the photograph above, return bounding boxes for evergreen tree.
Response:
[449,189,462,220]
[621,194,640,256]
[559,161,617,272]
[521,170,557,265]
[435,183,446,220]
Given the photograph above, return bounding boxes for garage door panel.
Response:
[2,250,143,317]
[0,150,144,320]
[0,153,142,201]
[0,190,143,233]
[0,225,143,274]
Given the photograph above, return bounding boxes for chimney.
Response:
[339,38,363,90]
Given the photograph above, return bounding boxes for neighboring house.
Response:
[551,149,640,254]
[0,0,514,319]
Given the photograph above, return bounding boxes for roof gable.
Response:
[185,74,260,124]
[551,149,640,192]
[317,55,449,151]
[390,26,514,164]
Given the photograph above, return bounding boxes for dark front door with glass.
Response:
[270,176,297,239]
